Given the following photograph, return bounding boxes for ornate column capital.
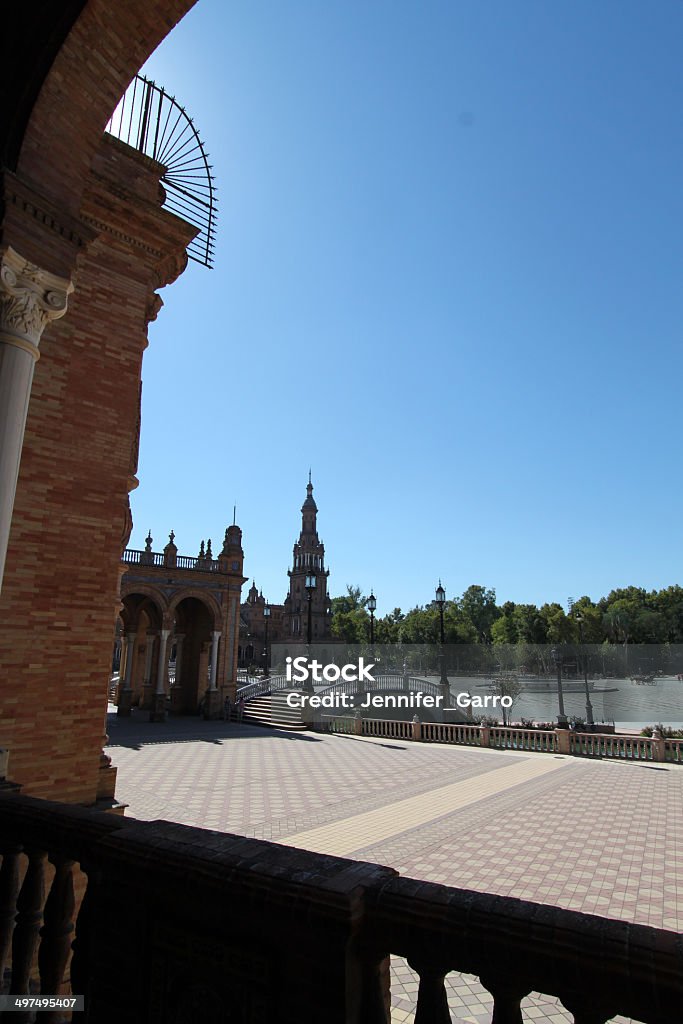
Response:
[0,247,73,360]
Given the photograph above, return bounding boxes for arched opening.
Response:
[118,593,164,709]
[171,596,214,714]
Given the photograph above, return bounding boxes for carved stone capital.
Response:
[0,247,73,358]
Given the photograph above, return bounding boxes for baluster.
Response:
[479,974,529,1024]
[408,961,452,1024]
[560,992,616,1023]
[70,865,96,1020]
[358,953,391,1023]
[0,844,23,983]
[38,857,76,1019]
[10,849,47,1011]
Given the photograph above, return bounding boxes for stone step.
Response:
[241,692,308,730]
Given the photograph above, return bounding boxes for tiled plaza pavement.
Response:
[107,710,683,1022]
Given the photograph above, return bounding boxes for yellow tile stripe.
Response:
[285,755,569,856]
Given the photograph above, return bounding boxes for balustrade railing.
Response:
[569,732,656,761]
[665,738,683,763]
[235,674,289,701]
[363,719,413,740]
[316,673,441,699]
[319,715,356,735]
[489,726,558,753]
[174,555,221,572]
[121,549,164,567]
[122,549,224,573]
[0,794,681,1023]
[312,717,680,764]
[421,722,482,746]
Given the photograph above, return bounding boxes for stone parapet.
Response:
[0,793,681,1023]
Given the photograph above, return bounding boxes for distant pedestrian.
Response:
[223,696,232,721]
[237,697,246,722]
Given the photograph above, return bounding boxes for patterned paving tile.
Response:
[107,711,679,1024]
[390,960,636,1024]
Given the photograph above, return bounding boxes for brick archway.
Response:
[118,591,167,708]
[6,0,198,273]
[172,595,215,714]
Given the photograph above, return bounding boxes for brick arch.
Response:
[119,585,168,630]
[9,0,198,271]
[168,589,221,630]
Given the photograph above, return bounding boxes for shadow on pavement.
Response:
[106,710,323,750]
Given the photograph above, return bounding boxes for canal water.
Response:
[452,675,683,729]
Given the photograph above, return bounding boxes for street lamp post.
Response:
[435,581,449,699]
[367,591,376,652]
[263,604,271,679]
[551,646,569,727]
[575,615,594,727]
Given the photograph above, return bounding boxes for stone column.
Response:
[0,248,73,592]
[174,634,185,686]
[117,631,136,717]
[226,595,238,695]
[150,628,170,722]
[142,632,156,709]
[169,633,184,713]
[208,631,220,690]
[204,630,223,720]
[115,635,126,681]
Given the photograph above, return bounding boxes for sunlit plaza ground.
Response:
[107,710,683,1023]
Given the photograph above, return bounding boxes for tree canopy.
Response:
[330,583,683,648]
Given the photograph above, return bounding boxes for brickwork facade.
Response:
[0,136,195,804]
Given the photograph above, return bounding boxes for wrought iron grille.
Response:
[105,75,217,269]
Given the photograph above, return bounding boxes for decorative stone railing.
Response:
[368,876,683,1024]
[421,722,483,746]
[665,739,683,763]
[316,672,443,700]
[489,726,558,753]
[235,674,290,701]
[363,718,413,741]
[122,549,224,573]
[316,717,680,764]
[0,794,681,1023]
[569,732,659,761]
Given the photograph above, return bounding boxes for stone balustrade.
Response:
[0,793,681,1022]
[121,549,224,573]
[665,739,683,763]
[569,732,659,761]
[362,719,413,740]
[317,717,683,765]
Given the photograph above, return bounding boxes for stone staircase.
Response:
[240,691,308,731]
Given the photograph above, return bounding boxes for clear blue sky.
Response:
[131,0,683,615]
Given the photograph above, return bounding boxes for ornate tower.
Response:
[285,474,331,639]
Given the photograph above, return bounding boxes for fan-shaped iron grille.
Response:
[105,75,217,269]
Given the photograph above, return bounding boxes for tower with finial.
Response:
[218,518,244,578]
[285,473,331,639]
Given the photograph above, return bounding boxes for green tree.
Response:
[491,603,517,645]
[330,585,369,642]
[539,603,575,643]
[458,585,500,643]
[569,596,604,643]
